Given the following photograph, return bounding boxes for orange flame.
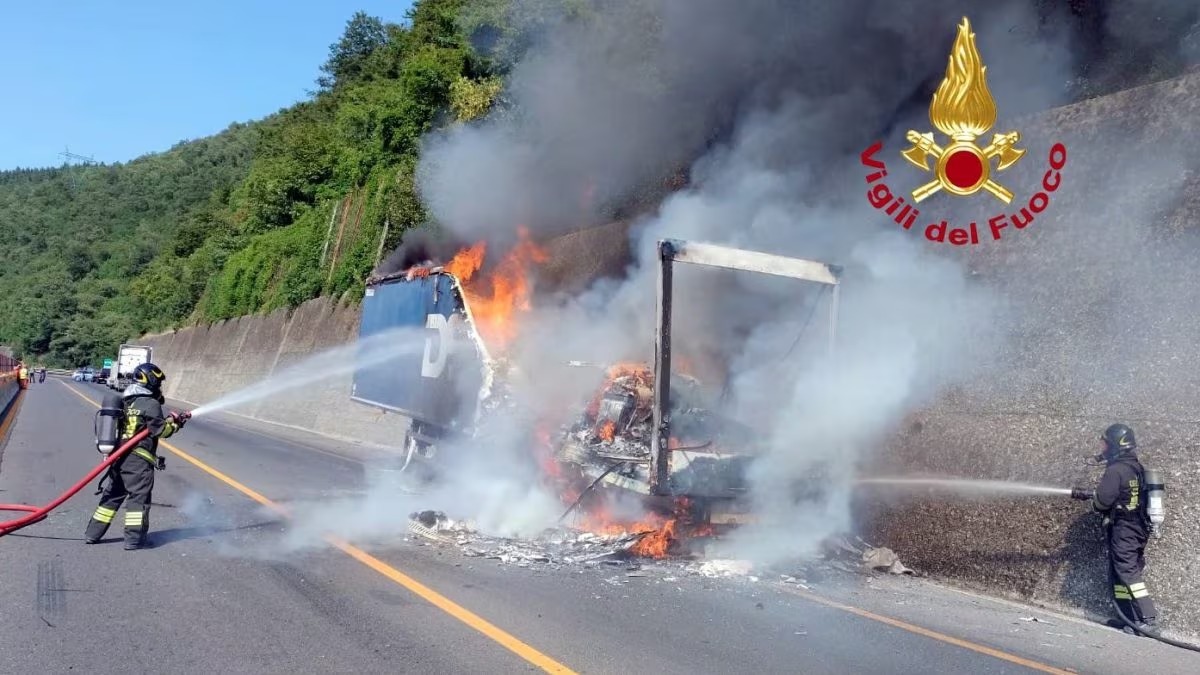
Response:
[586,362,652,419]
[597,419,616,442]
[444,241,486,282]
[443,226,548,353]
[629,519,677,558]
[560,491,715,560]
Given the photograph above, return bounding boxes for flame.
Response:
[444,241,486,282]
[597,419,616,442]
[586,362,653,419]
[443,226,548,353]
[929,17,997,141]
[629,519,676,557]
[562,490,716,560]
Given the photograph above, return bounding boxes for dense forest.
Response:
[0,0,1194,366]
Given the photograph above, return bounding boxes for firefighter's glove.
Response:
[169,411,190,429]
[1070,487,1094,501]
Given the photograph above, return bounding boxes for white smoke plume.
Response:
[267,0,1200,562]
[404,0,1098,564]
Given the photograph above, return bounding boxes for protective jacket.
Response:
[1091,454,1145,523]
[84,384,182,548]
[1092,452,1157,623]
[121,384,181,462]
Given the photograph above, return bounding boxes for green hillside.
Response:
[0,0,524,367]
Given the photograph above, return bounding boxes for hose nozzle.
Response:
[1070,487,1094,501]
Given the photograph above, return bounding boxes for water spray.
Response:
[189,326,426,418]
[854,477,1073,497]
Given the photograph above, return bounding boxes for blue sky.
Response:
[0,1,414,170]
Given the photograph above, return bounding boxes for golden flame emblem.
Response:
[901,17,1026,203]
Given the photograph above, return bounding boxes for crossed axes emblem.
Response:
[901,130,1026,204]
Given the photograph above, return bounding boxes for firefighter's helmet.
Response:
[1100,423,1136,462]
[133,362,166,392]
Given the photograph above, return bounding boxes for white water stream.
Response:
[189,326,425,418]
[855,477,1072,496]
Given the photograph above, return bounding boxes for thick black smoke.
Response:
[371,227,470,278]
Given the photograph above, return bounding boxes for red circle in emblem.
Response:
[944,149,984,190]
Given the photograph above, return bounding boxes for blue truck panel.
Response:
[351,273,487,433]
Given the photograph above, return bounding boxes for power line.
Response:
[58,146,96,192]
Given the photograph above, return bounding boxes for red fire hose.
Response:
[0,428,150,537]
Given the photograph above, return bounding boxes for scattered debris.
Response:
[861,546,914,575]
[405,511,922,590]
[409,510,647,567]
[688,559,754,578]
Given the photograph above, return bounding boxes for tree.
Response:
[317,12,390,91]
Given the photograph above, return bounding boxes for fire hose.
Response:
[1104,547,1200,648]
[0,428,150,537]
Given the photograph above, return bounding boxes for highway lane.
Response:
[1,377,1197,674]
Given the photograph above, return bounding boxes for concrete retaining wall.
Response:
[864,70,1200,636]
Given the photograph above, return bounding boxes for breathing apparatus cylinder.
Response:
[1144,467,1166,537]
[95,392,124,454]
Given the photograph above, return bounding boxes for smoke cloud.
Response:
[270,0,1200,564]
[403,0,1087,564]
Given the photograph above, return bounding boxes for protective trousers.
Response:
[1107,518,1158,622]
[85,452,156,546]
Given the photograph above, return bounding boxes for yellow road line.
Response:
[60,381,576,675]
[778,585,1076,675]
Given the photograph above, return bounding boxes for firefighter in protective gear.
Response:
[1072,423,1158,632]
[84,363,188,549]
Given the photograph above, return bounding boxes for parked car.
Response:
[84,368,95,382]
[96,367,110,385]
[72,368,85,381]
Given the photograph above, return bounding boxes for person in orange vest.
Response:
[18,364,28,388]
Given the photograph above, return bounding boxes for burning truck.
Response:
[351,231,842,542]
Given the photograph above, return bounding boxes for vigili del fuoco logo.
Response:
[860,17,1067,246]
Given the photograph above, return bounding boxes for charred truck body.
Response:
[350,239,841,522]
[352,268,492,477]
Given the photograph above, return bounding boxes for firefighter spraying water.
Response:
[85,363,190,549]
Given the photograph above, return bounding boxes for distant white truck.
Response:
[110,344,152,391]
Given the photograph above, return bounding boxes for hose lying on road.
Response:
[0,428,150,537]
[1112,594,1200,652]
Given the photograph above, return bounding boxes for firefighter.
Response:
[84,362,188,549]
[1071,423,1158,633]
[18,363,28,387]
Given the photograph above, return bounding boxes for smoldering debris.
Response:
[404,509,918,582]
[408,509,648,567]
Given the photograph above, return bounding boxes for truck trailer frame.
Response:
[648,239,841,496]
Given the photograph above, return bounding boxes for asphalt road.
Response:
[1,377,1198,674]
